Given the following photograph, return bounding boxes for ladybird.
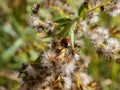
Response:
[61,38,71,48]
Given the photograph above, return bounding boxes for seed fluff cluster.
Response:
[19,39,100,90]
[19,0,120,90]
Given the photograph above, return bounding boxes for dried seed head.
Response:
[32,4,41,14]
[27,15,40,27]
[116,58,120,64]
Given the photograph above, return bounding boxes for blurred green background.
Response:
[0,0,120,90]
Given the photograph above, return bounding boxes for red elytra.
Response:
[61,38,71,48]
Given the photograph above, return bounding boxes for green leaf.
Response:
[58,21,74,38]
[55,22,70,30]
[58,24,70,38]
[1,39,24,61]
[54,18,72,23]
[55,18,72,30]
[55,18,73,32]
[78,2,85,16]
[69,26,74,48]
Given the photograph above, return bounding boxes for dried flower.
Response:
[63,76,72,90]
[105,0,120,16]
[27,15,41,27]
[105,38,120,52]
[86,12,99,24]
[62,59,76,76]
